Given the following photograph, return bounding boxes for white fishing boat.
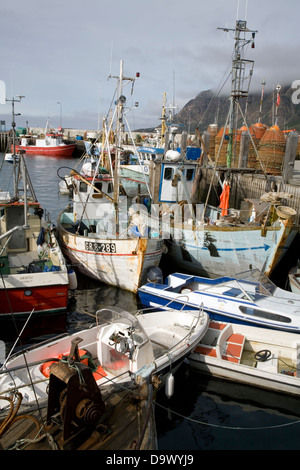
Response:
[188,319,300,397]
[0,306,209,408]
[138,268,300,333]
[56,62,163,293]
[0,97,71,319]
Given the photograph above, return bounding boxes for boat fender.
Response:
[68,269,78,290]
[165,372,175,398]
[254,349,272,362]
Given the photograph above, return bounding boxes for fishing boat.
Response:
[0,306,209,409]
[135,19,299,279]
[56,61,164,293]
[138,268,300,333]
[0,98,72,318]
[14,120,75,157]
[288,264,300,296]
[162,197,297,278]
[188,319,300,397]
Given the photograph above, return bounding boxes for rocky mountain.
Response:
[171,84,300,134]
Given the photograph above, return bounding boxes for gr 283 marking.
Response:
[85,242,116,253]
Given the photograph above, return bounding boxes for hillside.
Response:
[171,84,300,134]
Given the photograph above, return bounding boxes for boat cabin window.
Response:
[239,306,291,323]
[107,182,113,193]
[164,167,173,180]
[94,182,102,191]
[79,182,88,192]
[186,169,194,181]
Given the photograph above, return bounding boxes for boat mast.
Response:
[258,79,266,123]
[109,60,139,224]
[113,60,124,208]
[6,95,25,199]
[218,20,257,167]
[160,92,167,147]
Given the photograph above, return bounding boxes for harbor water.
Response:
[1,153,300,451]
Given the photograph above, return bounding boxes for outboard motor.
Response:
[147,266,163,284]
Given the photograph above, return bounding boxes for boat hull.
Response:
[57,221,164,293]
[138,290,300,333]
[0,282,69,317]
[164,218,297,278]
[138,269,300,333]
[14,144,76,157]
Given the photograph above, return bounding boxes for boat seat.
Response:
[208,321,227,330]
[221,333,245,363]
[194,345,217,357]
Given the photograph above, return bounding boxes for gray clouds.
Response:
[0,0,299,130]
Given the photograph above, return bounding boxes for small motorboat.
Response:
[4,153,19,164]
[188,319,300,397]
[0,306,209,409]
[138,268,300,333]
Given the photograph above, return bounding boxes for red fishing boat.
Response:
[14,120,75,157]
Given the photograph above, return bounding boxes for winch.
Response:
[46,337,105,448]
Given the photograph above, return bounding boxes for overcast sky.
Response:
[0,0,299,131]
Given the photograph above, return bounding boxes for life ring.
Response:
[40,360,59,377]
[254,349,271,362]
[40,348,89,377]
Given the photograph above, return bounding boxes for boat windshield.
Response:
[233,269,277,295]
[96,307,148,344]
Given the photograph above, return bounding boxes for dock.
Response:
[0,377,157,451]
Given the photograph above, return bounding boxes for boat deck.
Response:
[0,381,157,450]
[195,320,297,374]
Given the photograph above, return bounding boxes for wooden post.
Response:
[201,131,210,167]
[180,131,187,159]
[190,164,202,204]
[282,131,298,183]
[238,131,250,168]
[149,160,161,204]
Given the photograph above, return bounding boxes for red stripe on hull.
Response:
[0,284,69,316]
[14,145,75,157]
[65,245,163,257]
